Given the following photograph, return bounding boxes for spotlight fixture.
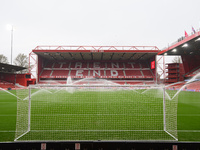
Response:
[182,43,188,47]
[172,49,177,52]
[195,37,200,42]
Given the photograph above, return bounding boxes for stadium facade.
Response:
[30,29,200,86]
[0,63,36,88]
[31,46,159,85]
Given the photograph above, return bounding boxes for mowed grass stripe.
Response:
[177,91,200,141]
[0,90,17,141]
[0,89,200,141]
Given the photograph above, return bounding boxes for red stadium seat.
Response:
[39,61,155,83]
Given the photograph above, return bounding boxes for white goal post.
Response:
[15,84,178,141]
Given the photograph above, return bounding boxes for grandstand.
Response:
[28,31,200,90]
[30,30,200,87]
[0,80,15,89]
[158,29,200,91]
[158,30,200,81]
[31,46,159,85]
[0,63,36,89]
[30,34,200,86]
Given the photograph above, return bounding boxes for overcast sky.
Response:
[1,0,200,63]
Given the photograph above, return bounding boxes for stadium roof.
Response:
[0,63,26,73]
[158,31,200,56]
[33,46,160,61]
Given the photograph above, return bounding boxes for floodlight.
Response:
[6,24,13,31]
[6,24,14,64]
[182,43,188,47]
[195,37,200,42]
[172,49,177,52]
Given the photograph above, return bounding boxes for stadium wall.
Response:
[15,74,36,86]
[0,72,36,87]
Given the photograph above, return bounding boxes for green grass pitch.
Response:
[0,88,200,142]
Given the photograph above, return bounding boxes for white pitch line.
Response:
[31,130,164,132]
[1,130,200,132]
[178,130,200,132]
[0,102,17,103]
[0,131,15,132]
[30,114,163,116]
[31,101,158,104]
[0,115,16,117]
[178,114,200,116]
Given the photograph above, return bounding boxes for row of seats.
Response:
[44,62,149,69]
[166,80,200,91]
[40,69,153,78]
[185,67,200,77]
[0,80,15,89]
[38,80,155,85]
[186,81,200,91]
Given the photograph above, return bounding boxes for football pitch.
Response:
[0,88,200,142]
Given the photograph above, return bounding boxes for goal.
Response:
[15,84,178,141]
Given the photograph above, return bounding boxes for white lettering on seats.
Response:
[111,62,119,68]
[76,70,83,76]
[93,70,101,76]
[93,62,100,68]
[111,70,118,76]
[75,62,82,68]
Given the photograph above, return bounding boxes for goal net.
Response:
[15,84,178,141]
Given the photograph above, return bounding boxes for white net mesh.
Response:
[15,88,29,140]
[15,85,178,141]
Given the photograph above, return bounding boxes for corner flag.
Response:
[192,27,196,33]
[185,31,188,38]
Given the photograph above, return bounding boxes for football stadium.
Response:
[0,30,200,149]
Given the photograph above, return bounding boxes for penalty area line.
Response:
[2,130,200,132]
[31,130,164,132]
[178,130,200,132]
[0,131,15,132]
